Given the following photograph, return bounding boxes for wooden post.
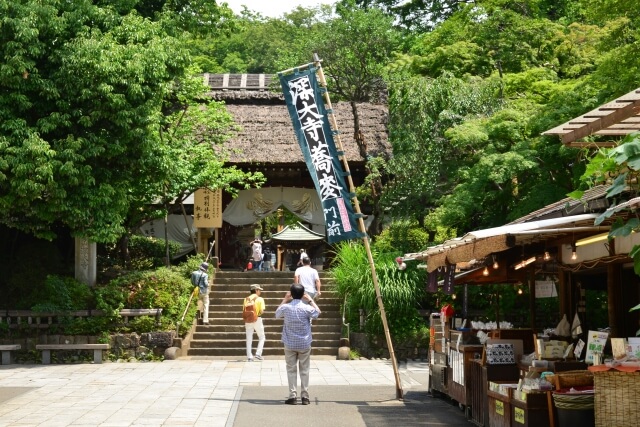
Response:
[529,269,536,330]
[313,55,404,399]
[180,202,197,253]
[214,228,220,263]
[607,263,622,337]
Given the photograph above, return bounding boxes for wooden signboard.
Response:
[193,188,222,228]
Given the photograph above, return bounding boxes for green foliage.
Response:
[372,220,430,254]
[0,0,261,245]
[100,235,182,271]
[349,348,361,360]
[331,241,427,342]
[31,275,94,312]
[94,266,195,333]
[384,73,502,223]
[577,133,640,275]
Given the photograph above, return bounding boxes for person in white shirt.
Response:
[250,238,263,271]
[294,257,321,300]
[296,248,307,267]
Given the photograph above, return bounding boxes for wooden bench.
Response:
[36,344,110,364]
[0,344,21,365]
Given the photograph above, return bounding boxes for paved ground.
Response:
[0,357,472,427]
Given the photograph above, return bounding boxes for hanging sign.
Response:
[193,188,222,228]
[279,66,363,244]
[535,280,557,298]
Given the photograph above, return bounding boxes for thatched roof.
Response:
[204,73,391,164]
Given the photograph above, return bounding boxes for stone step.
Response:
[209,310,342,319]
[187,346,339,357]
[211,282,335,290]
[189,334,341,348]
[194,323,342,333]
[213,279,334,283]
[198,313,342,328]
[206,296,341,304]
[186,270,341,358]
[213,272,332,280]
[208,290,338,296]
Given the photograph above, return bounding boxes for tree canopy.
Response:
[3,0,640,252]
[0,0,261,243]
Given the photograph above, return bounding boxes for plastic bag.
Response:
[555,314,571,337]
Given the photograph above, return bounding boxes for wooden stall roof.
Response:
[404,186,617,273]
[543,87,640,147]
[203,73,391,165]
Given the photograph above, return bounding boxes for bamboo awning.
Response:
[543,87,640,147]
[405,213,606,272]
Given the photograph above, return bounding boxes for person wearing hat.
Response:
[191,262,210,325]
[244,284,266,361]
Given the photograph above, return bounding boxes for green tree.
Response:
[384,73,502,226]
[273,3,402,235]
[0,0,260,245]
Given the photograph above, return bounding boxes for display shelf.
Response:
[510,391,551,427]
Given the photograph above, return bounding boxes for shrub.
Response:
[31,275,95,312]
[373,220,430,254]
[94,261,200,336]
[99,235,182,272]
[331,241,427,343]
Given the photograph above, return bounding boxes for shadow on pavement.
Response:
[233,385,471,427]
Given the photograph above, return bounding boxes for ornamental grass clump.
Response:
[331,241,427,343]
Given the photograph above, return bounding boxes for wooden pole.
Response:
[313,54,404,399]
[180,202,197,252]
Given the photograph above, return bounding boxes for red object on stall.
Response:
[441,303,454,317]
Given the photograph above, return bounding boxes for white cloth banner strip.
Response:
[222,187,325,226]
[139,215,196,259]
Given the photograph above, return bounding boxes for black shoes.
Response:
[285,397,310,405]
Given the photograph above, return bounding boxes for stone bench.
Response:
[119,308,162,324]
[0,344,21,365]
[36,344,110,364]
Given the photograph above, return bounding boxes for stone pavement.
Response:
[0,357,472,427]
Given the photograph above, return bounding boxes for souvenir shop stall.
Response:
[414,86,640,427]
[410,207,640,427]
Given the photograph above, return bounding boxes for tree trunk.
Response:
[118,234,130,269]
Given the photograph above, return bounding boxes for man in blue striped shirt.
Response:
[275,283,321,405]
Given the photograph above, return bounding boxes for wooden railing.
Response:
[0,308,162,329]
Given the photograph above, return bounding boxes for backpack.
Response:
[243,295,258,323]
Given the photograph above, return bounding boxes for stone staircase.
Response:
[187,270,343,357]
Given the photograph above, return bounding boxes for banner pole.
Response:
[312,54,404,400]
[277,62,315,76]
